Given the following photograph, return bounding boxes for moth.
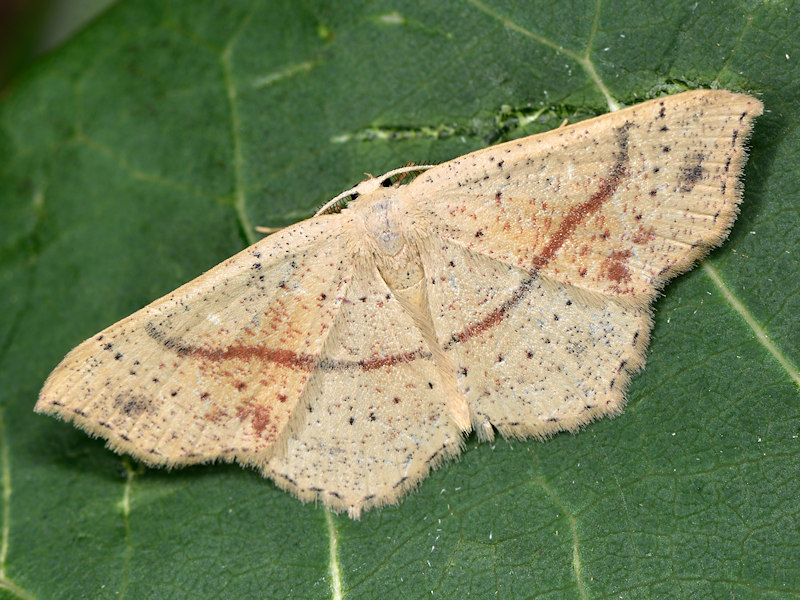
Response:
[37,89,762,518]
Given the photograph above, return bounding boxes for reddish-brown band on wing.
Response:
[406,90,762,440]
[267,261,463,518]
[410,90,762,300]
[35,90,763,518]
[36,214,357,466]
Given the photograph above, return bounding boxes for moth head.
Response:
[350,175,385,198]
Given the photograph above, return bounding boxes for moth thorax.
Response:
[362,195,406,256]
[375,244,425,291]
[358,194,425,290]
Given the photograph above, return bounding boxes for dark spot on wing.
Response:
[678,153,705,193]
[113,393,153,417]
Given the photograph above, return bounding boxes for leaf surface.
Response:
[1,1,798,598]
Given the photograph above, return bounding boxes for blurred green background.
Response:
[0,0,116,89]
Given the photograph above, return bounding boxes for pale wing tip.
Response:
[664,88,764,111]
[719,89,764,116]
[34,349,267,470]
[645,89,764,290]
[35,370,71,415]
[35,383,211,470]
[33,394,52,415]
[653,89,764,127]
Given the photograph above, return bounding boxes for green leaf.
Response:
[2,1,798,598]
